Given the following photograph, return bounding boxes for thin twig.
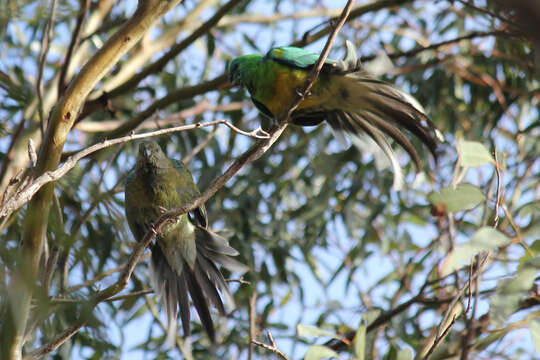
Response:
[105,289,154,302]
[65,253,150,293]
[36,0,58,135]
[422,253,491,360]
[455,0,520,28]
[23,1,355,356]
[0,114,27,191]
[361,30,519,63]
[76,101,244,132]
[423,314,458,360]
[248,291,257,360]
[24,321,85,360]
[0,119,268,219]
[102,0,244,100]
[58,0,91,96]
[279,0,355,121]
[252,330,290,360]
[493,148,501,227]
[225,277,251,285]
[500,204,531,256]
[183,126,218,164]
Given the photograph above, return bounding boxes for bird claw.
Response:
[158,206,168,214]
[295,88,311,97]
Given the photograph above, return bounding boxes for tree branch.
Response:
[97,0,244,101]
[2,1,184,359]
[20,1,355,355]
[0,119,268,219]
[252,330,290,360]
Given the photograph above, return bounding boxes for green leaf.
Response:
[490,266,537,327]
[297,324,337,339]
[304,345,339,360]
[443,227,510,276]
[354,324,366,360]
[362,310,381,325]
[428,184,485,213]
[517,200,540,218]
[530,318,540,354]
[458,141,494,167]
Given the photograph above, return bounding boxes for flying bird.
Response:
[229,41,442,189]
[125,141,247,344]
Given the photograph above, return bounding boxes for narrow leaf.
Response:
[354,324,366,360]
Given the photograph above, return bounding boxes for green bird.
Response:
[229,41,442,189]
[124,141,247,344]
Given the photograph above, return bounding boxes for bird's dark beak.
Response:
[228,72,236,86]
[228,62,239,86]
[139,143,152,159]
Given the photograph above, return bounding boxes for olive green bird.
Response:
[125,141,247,344]
[229,41,442,189]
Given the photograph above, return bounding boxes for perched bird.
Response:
[229,41,442,189]
[124,141,247,344]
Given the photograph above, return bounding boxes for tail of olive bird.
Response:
[150,227,248,346]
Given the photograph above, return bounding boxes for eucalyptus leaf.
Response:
[297,324,337,339]
[304,345,339,360]
[490,267,537,327]
[354,324,366,360]
[428,183,485,213]
[458,141,494,167]
[443,227,510,275]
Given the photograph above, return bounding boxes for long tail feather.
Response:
[293,69,441,189]
[149,228,247,345]
[184,266,215,341]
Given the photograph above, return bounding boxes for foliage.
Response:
[0,0,539,359]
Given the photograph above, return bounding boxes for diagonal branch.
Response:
[79,0,405,122]
[22,1,355,356]
[57,0,92,97]
[2,1,184,359]
[0,119,268,219]
[100,0,244,100]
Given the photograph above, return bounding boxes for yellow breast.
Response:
[265,67,328,116]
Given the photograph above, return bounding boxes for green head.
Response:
[228,54,263,88]
[136,141,173,172]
